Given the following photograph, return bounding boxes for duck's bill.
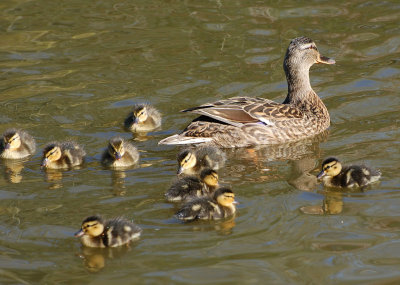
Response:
[232,200,239,205]
[74,229,84,237]
[317,170,326,179]
[317,55,335,64]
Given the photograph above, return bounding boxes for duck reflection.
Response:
[224,130,328,184]
[2,159,26,183]
[78,246,130,272]
[300,191,344,215]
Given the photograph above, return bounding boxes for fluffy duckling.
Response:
[124,104,161,133]
[101,137,140,168]
[41,141,86,169]
[177,145,226,175]
[75,215,142,248]
[175,187,237,222]
[165,168,220,202]
[0,129,36,159]
[317,157,381,188]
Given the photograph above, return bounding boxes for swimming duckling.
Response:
[0,129,36,159]
[165,168,220,202]
[175,187,237,222]
[41,141,86,169]
[317,157,381,188]
[177,145,226,175]
[101,137,140,168]
[124,104,161,133]
[74,215,142,248]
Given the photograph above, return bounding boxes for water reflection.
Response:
[43,169,64,189]
[111,170,127,196]
[2,159,26,183]
[77,246,131,272]
[301,191,344,215]
[288,157,319,191]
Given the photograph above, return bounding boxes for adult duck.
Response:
[159,37,335,148]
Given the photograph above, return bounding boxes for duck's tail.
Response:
[158,134,213,146]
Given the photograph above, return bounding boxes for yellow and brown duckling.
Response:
[175,187,237,222]
[165,168,219,202]
[177,145,226,175]
[74,215,142,248]
[101,137,139,168]
[124,104,161,133]
[317,157,381,189]
[0,129,36,159]
[41,141,85,169]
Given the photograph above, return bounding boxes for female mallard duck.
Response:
[165,168,219,202]
[0,129,36,159]
[74,215,142,248]
[159,36,335,148]
[177,145,226,175]
[124,104,161,133]
[41,141,85,169]
[317,157,381,188]
[101,137,140,168]
[175,187,237,222]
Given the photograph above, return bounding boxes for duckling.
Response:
[177,145,226,175]
[0,129,36,159]
[41,141,86,169]
[175,187,237,222]
[124,104,161,133]
[165,168,220,202]
[74,215,142,248]
[101,137,140,168]
[317,157,381,188]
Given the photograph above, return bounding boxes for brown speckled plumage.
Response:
[159,37,335,148]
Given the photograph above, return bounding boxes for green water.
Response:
[0,0,399,284]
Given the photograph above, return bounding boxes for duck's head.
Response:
[3,130,21,150]
[75,215,105,238]
[41,143,62,167]
[132,105,148,124]
[177,149,197,174]
[317,157,342,179]
[214,187,237,207]
[200,168,219,187]
[284,37,335,72]
[108,137,125,160]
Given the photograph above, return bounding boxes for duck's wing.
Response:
[182,97,304,127]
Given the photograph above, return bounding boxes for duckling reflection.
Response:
[78,245,132,272]
[2,159,25,183]
[300,191,344,215]
[44,169,64,189]
[111,170,127,196]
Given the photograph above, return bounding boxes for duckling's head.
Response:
[177,149,197,174]
[108,137,125,160]
[214,187,237,207]
[41,143,62,167]
[317,157,342,179]
[132,105,148,124]
[75,215,105,238]
[200,168,219,187]
[3,130,21,150]
[284,37,335,73]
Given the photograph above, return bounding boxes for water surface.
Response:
[0,0,399,284]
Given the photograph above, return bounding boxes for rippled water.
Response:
[0,0,399,283]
